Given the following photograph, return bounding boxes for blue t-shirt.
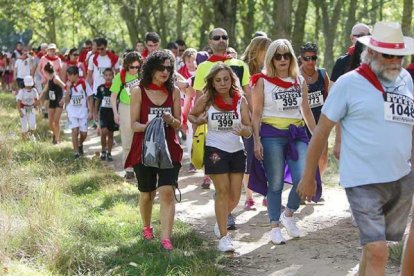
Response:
[322,68,413,188]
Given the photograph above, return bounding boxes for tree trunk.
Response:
[213,0,238,48]
[240,0,256,50]
[291,0,309,55]
[198,0,212,49]
[272,0,293,39]
[176,0,183,39]
[342,0,357,54]
[120,3,140,47]
[159,0,167,46]
[47,10,57,44]
[401,0,413,36]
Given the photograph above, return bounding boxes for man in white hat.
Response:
[297,22,414,275]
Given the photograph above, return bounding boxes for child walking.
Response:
[16,76,39,139]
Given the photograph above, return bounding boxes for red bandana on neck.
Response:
[142,48,149,59]
[66,60,77,66]
[407,63,414,71]
[207,54,232,63]
[93,51,119,67]
[347,46,355,56]
[178,65,192,79]
[72,79,86,93]
[147,83,169,94]
[104,82,112,88]
[214,91,241,112]
[45,55,59,61]
[250,73,299,89]
[356,63,384,94]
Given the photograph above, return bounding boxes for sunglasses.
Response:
[302,55,317,61]
[381,53,404,60]
[72,53,79,56]
[273,53,292,61]
[97,47,105,51]
[156,65,174,73]
[212,35,229,41]
[129,65,140,70]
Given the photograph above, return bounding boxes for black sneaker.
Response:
[79,145,84,155]
[124,171,135,181]
[100,151,106,161]
[74,153,80,159]
[106,153,113,162]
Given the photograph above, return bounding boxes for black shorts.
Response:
[204,146,246,175]
[16,78,24,89]
[133,162,181,192]
[49,99,62,109]
[99,109,118,132]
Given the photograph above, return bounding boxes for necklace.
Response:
[301,68,316,82]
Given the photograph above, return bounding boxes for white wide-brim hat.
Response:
[24,76,34,87]
[358,22,414,55]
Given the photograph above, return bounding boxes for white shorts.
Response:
[20,108,36,133]
[68,116,88,132]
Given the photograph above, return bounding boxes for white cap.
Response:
[47,43,57,50]
[23,76,34,87]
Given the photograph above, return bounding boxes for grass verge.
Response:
[0,93,226,275]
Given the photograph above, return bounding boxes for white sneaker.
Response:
[280,212,301,238]
[214,222,221,239]
[270,227,286,244]
[218,234,235,252]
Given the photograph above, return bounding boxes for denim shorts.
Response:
[346,171,414,245]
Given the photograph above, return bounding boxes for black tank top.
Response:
[307,69,326,123]
[48,77,63,102]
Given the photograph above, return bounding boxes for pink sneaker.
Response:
[142,226,154,240]
[262,198,268,207]
[201,176,211,189]
[244,199,255,210]
[161,239,173,250]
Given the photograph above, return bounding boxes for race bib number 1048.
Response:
[384,92,414,125]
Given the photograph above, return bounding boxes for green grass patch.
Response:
[0,93,226,275]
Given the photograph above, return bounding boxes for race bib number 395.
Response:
[272,90,301,111]
[384,92,414,125]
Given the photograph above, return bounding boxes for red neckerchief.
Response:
[406,63,414,71]
[104,82,112,88]
[66,60,77,66]
[146,83,169,94]
[250,73,299,89]
[72,79,86,93]
[142,48,149,59]
[36,52,44,59]
[178,65,192,79]
[120,69,127,84]
[347,46,355,56]
[45,54,59,61]
[93,51,119,67]
[207,54,232,63]
[356,63,384,94]
[214,91,241,113]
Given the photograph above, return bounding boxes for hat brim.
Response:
[24,81,34,86]
[358,35,414,55]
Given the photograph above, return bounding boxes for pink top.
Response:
[37,55,62,84]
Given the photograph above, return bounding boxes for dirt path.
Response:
[80,129,401,276]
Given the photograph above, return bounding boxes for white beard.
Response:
[370,58,402,82]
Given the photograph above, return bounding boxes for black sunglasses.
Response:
[97,47,105,51]
[156,65,174,73]
[352,34,366,38]
[273,53,292,61]
[129,65,140,70]
[212,35,229,41]
[382,53,404,60]
[302,55,317,61]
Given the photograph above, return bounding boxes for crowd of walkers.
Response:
[3,21,414,275]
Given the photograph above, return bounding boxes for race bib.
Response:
[102,96,111,108]
[98,67,105,77]
[24,106,34,114]
[71,95,83,106]
[125,86,131,96]
[210,111,240,131]
[272,90,301,112]
[308,90,324,108]
[148,107,172,122]
[49,90,56,101]
[384,92,414,125]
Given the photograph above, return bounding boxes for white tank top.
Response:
[206,99,244,153]
[262,77,304,120]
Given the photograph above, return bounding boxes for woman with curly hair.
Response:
[188,63,251,252]
[125,51,182,251]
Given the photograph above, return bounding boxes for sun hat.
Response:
[351,23,370,36]
[23,75,34,87]
[47,43,57,50]
[357,22,414,55]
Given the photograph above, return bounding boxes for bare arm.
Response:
[242,84,253,113]
[162,88,182,130]
[232,97,252,138]
[110,92,120,124]
[40,82,49,101]
[300,80,316,135]
[87,70,93,87]
[130,86,146,132]
[188,94,208,126]
[297,114,336,201]
[252,78,264,160]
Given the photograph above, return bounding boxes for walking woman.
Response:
[125,51,182,251]
[189,63,251,252]
[251,39,316,244]
[40,62,65,144]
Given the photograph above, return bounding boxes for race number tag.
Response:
[49,90,56,101]
[308,90,324,108]
[71,95,83,106]
[102,96,111,108]
[24,106,34,114]
[210,112,240,131]
[148,107,172,122]
[125,86,131,96]
[272,90,301,112]
[98,67,105,77]
[384,92,414,125]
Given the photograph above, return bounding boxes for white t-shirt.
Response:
[15,58,32,79]
[16,88,39,106]
[66,81,94,118]
[88,54,119,94]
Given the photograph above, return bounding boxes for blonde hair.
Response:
[182,48,197,62]
[241,36,272,75]
[264,39,299,78]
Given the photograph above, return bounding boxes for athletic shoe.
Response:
[100,151,106,161]
[262,197,267,207]
[79,145,84,155]
[214,222,221,238]
[218,234,235,252]
[92,121,97,129]
[74,153,80,159]
[201,176,210,189]
[270,227,286,245]
[160,239,173,251]
[142,226,154,240]
[227,213,236,230]
[244,199,255,210]
[280,212,301,238]
[125,171,135,181]
[106,153,113,162]
[188,164,197,173]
